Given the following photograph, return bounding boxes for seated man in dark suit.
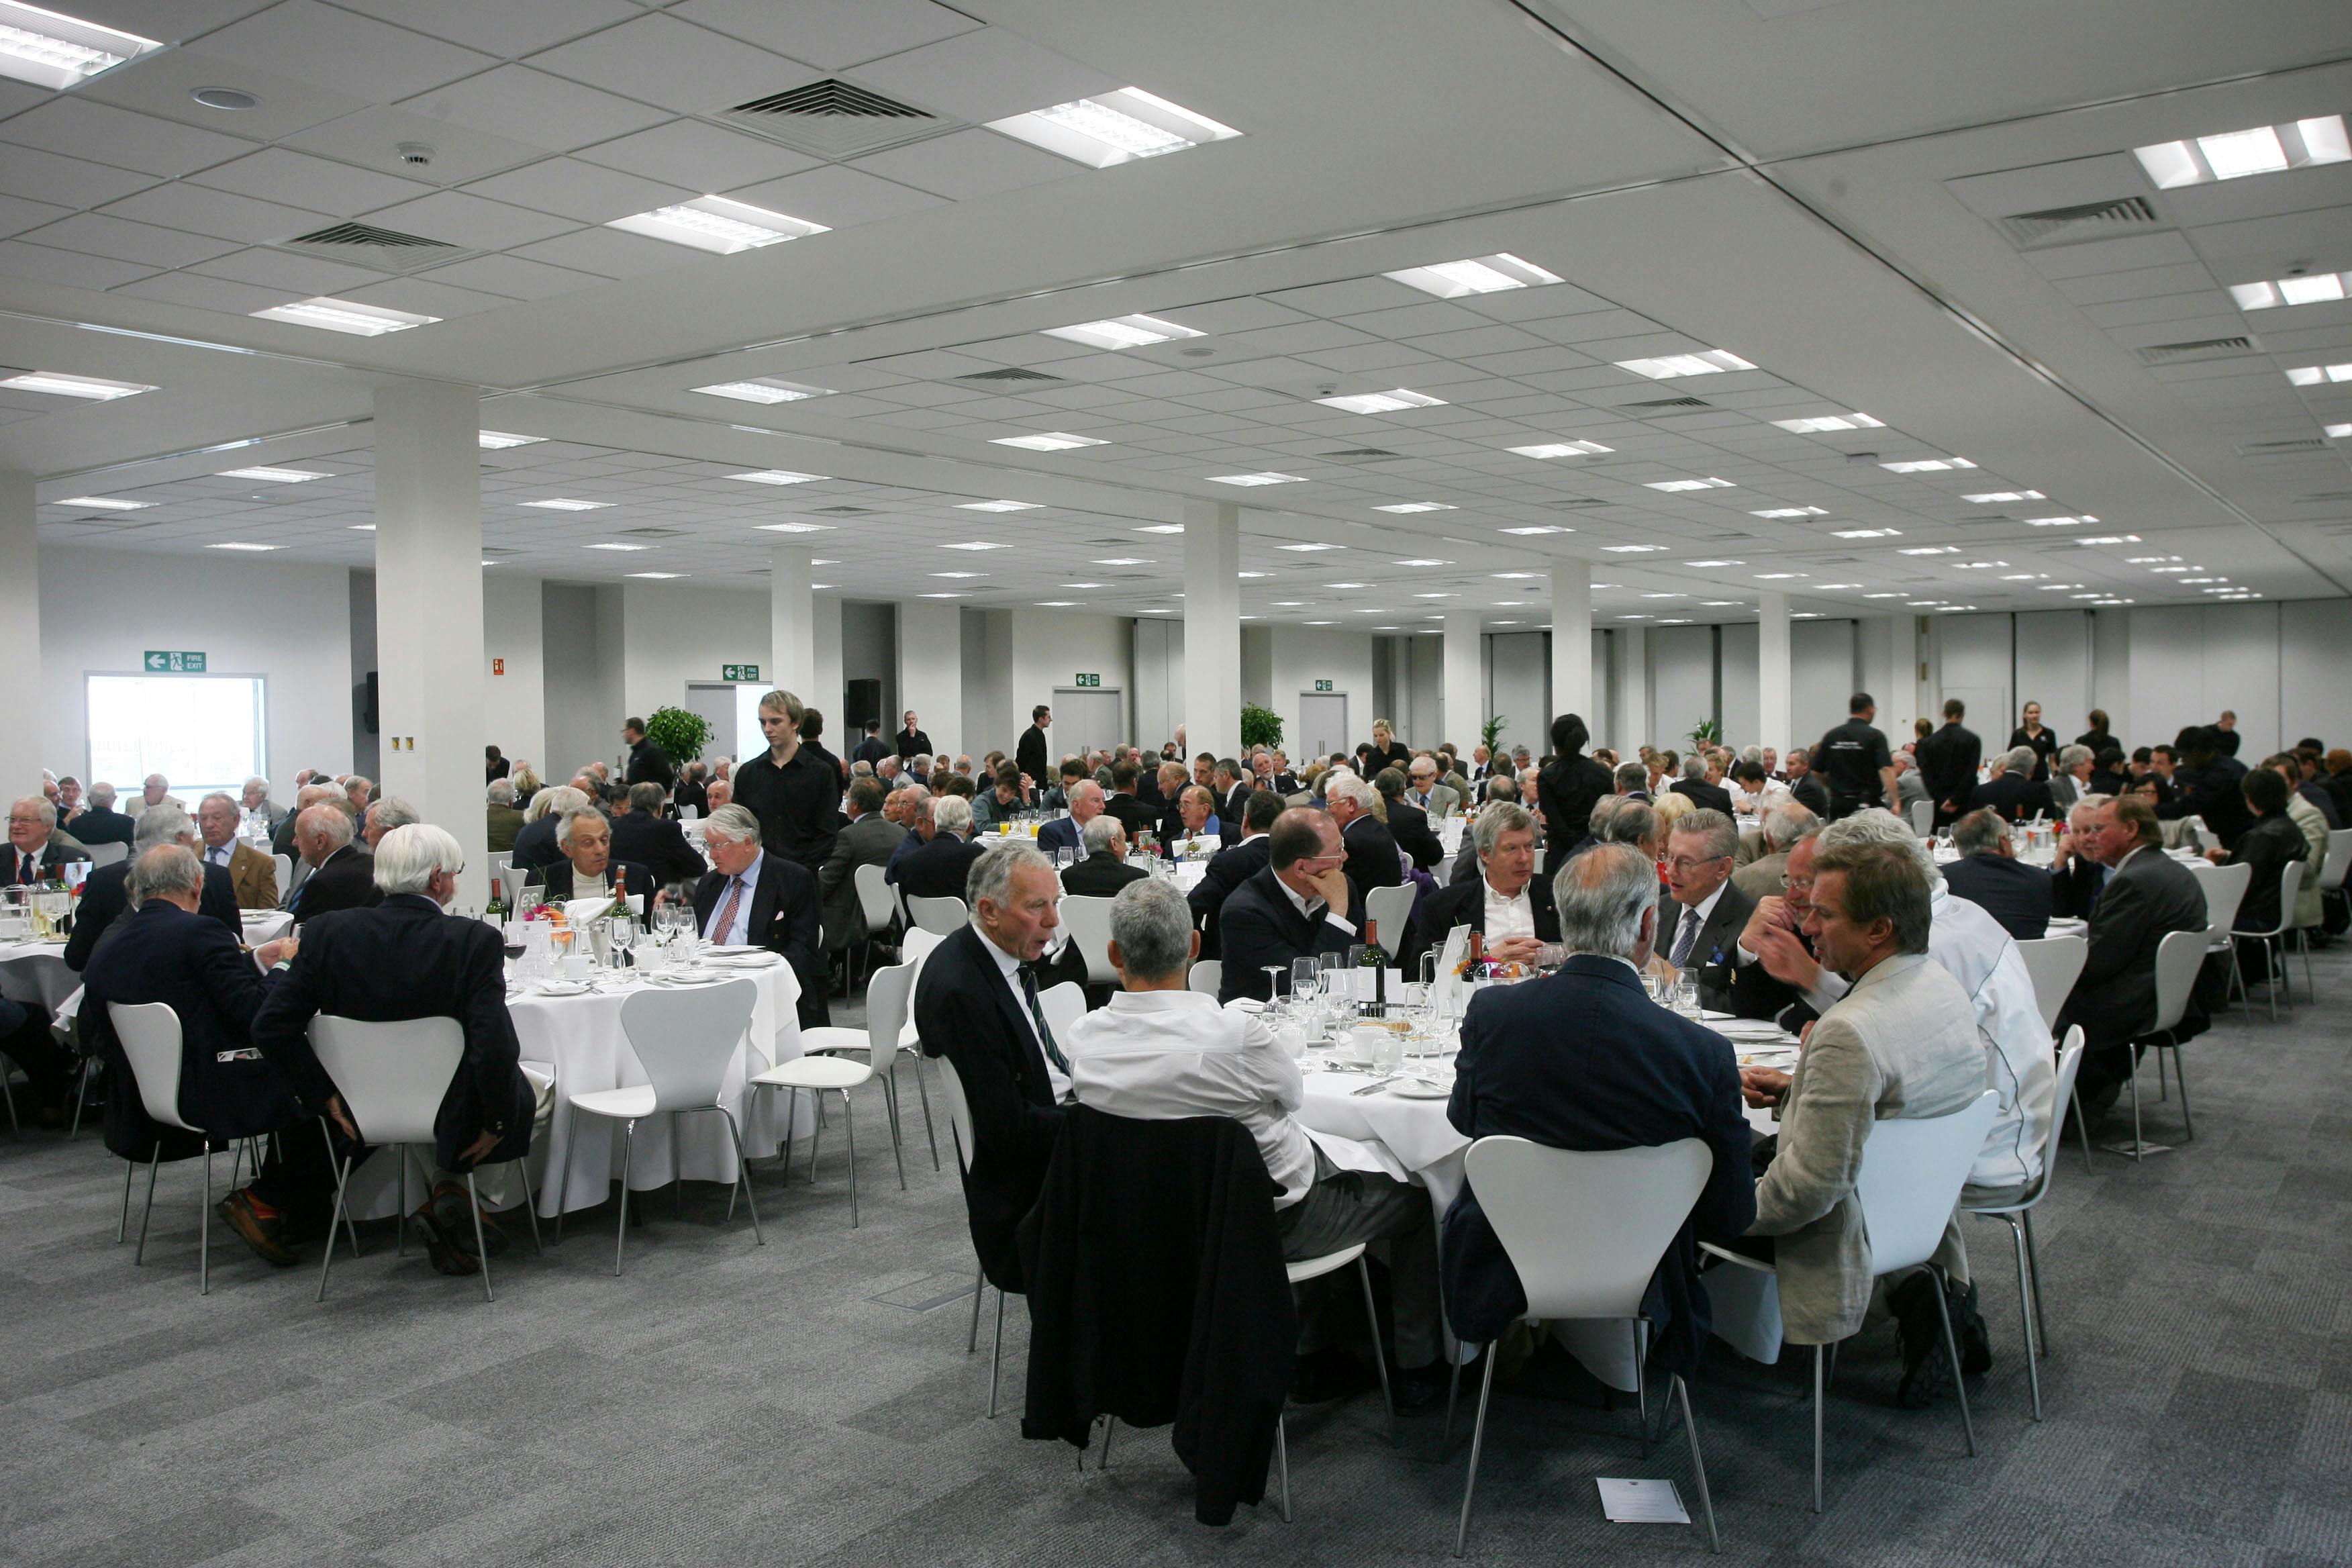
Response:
[507,785,591,876]
[1324,773,1404,893]
[524,808,653,909]
[1669,754,1736,816]
[66,805,241,973]
[65,781,137,848]
[1404,801,1557,977]
[1035,779,1102,860]
[1657,809,1780,1014]
[1782,749,1832,818]
[1102,760,1155,844]
[1969,746,2057,824]
[2057,795,2210,1118]
[1939,807,2052,940]
[818,777,901,954]
[1189,789,1283,960]
[6,795,85,885]
[287,803,383,921]
[236,824,544,1275]
[893,794,990,903]
[914,842,1069,1288]
[692,804,827,1030]
[1216,810,1363,1003]
[1061,815,1149,898]
[1160,783,1237,858]
[82,844,303,1193]
[1444,842,1753,1382]
[1372,769,1444,871]
[2048,797,2108,919]
[607,782,707,888]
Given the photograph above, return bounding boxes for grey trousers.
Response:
[1275,1148,1442,1369]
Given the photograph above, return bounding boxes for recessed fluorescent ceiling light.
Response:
[2025,516,2096,528]
[0,1,158,89]
[1509,440,1612,459]
[1880,457,1975,473]
[1135,524,1185,534]
[1063,581,1108,588]
[1383,252,1563,298]
[1604,544,1665,552]
[1815,583,1863,589]
[1963,490,2044,503]
[1042,313,1203,350]
[756,522,833,533]
[1771,413,1884,433]
[609,196,826,254]
[1093,558,1150,567]
[930,571,984,579]
[1832,527,1901,538]
[522,497,609,510]
[1685,558,1744,567]
[1493,571,1539,579]
[1864,592,1902,598]
[1315,389,1445,415]
[2230,271,2351,309]
[1900,546,1961,554]
[627,571,685,579]
[2000,573,2041,581]
[1275,542,1339,551]
[1499,526,1569,535]
[1752,507,1828,518]
[1754,572,1801,580]
[1645,477,1734,491]
[55,495,148,509]
[942,541,1009,550]
[0,370,152,399]
[1373,503,1456,513]
[1238,571,1270,578]
[2327,424,2352,439]
[1615,350,1755,379]
[217,466,324,483]
[349,524,374,531]
[1303,620,1336,625]
[1953,560,2009,570]
[477,430,544,449]
[1392,558,1451,567]
[585,542,649,551]
[2077,534,2141,544]
[1034,601,1079,607]
[1208,471,1306,486]
[958,499,1040,511]
[992,432,1107,450]
[250,297,437,336]
[988,86,1240,168]
[1938,605,1978,613]
[1324,581,1371,588]
[918,591,969,598]
[206,541,278,552]
[730,470,827,485]
[693,379,830,403]
[2285,363,2352,385]
[2134,115,2350,188]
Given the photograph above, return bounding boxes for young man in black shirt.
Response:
[732,689,841,873]
[1813,692,1898,820]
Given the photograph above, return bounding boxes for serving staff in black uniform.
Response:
[1812,691,1897,820]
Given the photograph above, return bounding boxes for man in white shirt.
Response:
[1068,877,1443,1408]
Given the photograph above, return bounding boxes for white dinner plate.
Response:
[649,972,732,987]
[1389,1077,1453,1099]
[528,981,589,997]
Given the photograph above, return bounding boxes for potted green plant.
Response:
[1685,717,1722,751]
[642,705,714,767]
[1240,702,1283,750]
[1480,714,1507,753]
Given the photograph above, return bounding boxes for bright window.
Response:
[87,675,266,799]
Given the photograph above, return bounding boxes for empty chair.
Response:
[906,894,968,935]
[852,861,899,985]
[1449,1138,1720,1557]
[309,1015,541,1304]
[1187,959,1222,996]
[1962,1028,2085,1420]
[2013,936,2094,1173]
[750,961,924,1224]
[272,852,294,899]
[110,1001,242,1295]
[560,979,762,1274]
[1909,799,1934,838]
[2120,929,2210,1161]
[1057,895,1119,987]
[488,853,515,904]
[86,839,128,867]
[932,1050,1022,1419]
[1364,882,1416,951]
[1704,1091,1998,1513]
[2185,860,2253,1010]
[1036,981,1085,1057]
[2319,827,2352,904]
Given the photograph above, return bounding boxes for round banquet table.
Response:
[334,956,811,1222]
[0,937,80,1011]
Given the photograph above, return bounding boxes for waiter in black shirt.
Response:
[1814,691,1898,820]
[732,689,841,873]
[893,709,932,763]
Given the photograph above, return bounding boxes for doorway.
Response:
[1299,691,1349,761]
[683,683,738,763]
[1052,687,1124,761]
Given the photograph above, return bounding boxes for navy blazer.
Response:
[891,831,989,902]
[1942,852,2053,940]
[1442,956,1754,1375]
[66,857,239,973]
[1036,815,1084,859]
[692,851,827,1030]
[1187,836,1272,960]
[1214,866,1360,1003]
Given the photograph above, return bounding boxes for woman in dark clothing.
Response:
[2008,700,2058,781]
[1365,718,1413,776]
[2167,726,2254,850]
[2209,767,2308,978]
[2073,709,2115,756]
[1536,712,1613,875]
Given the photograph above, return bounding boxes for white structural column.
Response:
[770,544,816,699]
[1882,612,1917,734]
[1551,560,1594,722]
[897,599,962,761]
[374,382,487,904]
[1616,626,1649,753]
[1182,499,1241,756]
[1442,609,1483,753]
[1757,591,1792,753]
[0,471,36,795]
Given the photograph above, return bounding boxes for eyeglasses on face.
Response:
[1667,854,1730,874]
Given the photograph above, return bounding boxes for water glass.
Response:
[1673,976,1700,1017]
[1289,957,1320,1005]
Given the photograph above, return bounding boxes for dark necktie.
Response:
[17,852,34,885]
[1669,907,1702,969]
[1018,963,1069,1074]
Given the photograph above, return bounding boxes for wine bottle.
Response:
[1359,917,1387,1014]
[484,883,508,926]
[611,864,630,925]
[1463,929,1486,980]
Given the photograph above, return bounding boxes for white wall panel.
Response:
[1649,624,1715,749]
[1938,613,2012,737]
[2127,605,2205,753]
[1793,620,1858,749]
[482,571,544,774]
[1585,629,1610,752]
[2198,603,2280,758]
[2014,610,2090,743]
[1269,626,1375,760]
[1485,632,1547,758]
[2282,599,2352,749]
[1012,609,1132,760]
[1719,624,1758,748]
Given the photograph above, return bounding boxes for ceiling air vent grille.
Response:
[619,526,683,538]
[1547,497,1609,509]
[2135,336,2255,365]
[1620,396,1710,411]
[954,367,1065,385]
[1315,448,1405,462]
[718,79,953,159]
[275,220,474,274]
[2236,438,2327,456]
[1998,195,2163,250]
[812,505,879,516]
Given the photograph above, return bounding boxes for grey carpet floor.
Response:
[4,950,2349,1568]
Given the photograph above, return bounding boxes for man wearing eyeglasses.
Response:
[1657,809,1790,1016]
[5,797,84,885]
[1214,810,1361,1003]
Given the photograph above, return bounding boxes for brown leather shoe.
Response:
[217,1189,299,1267]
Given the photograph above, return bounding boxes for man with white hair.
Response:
[239,823,544,1276]
[509,783,591,875]
[693,803,827,1029]
[1323,771,1404,895]
[287,801,379,920]
[526,808,652,905]
[486,778,524,853]
[66,803,242,973]
[6,796,81,885]
[1969,746,2057,824]
[240,776,286,841]
[1061,814,1147,899]
[70,781,136,848]
[141,773,183,812]
[271,779,346,861]
[1068,878,1449,1409]
[197,791,280,908]
[1037,778,1103,859]
[363,795,420,848]
[1670,752,1736,816]
[891,793,987,902]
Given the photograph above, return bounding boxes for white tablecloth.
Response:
[0,938,80,1011]
[242,910,293,946]
[336,957,808,1222]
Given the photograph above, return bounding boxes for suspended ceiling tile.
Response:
[188,147,438,214]
[284,106,552,187]
[334,0,641,58]
[721,163,945,230]
[672,0,981,73]
[418,252,609,300]
[527,13,818,115]
[846,26,1121,125]
[848,128,1081,201]
[199,0,502,101]
[97,183,332,244]
[397,66,670,152]
[462,157,697,224]
[0,240,158,290]
[110,270,291,315]
[23,211,243,268]
[360,189,581,250]
[577,117,822,192]
[507,225,689,279]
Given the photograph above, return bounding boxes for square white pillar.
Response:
[897,599,961,761]
[1757,591,1792,755]
[1883,613,1917,735]
[0,471,37,794]
[1442,609,1483,756]
[771,544,816,698]
[374,382,486,903]
[1615,626,1648,752]
[1551,560,1594,722]
[1182,499,1241,756]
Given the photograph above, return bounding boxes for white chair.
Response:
[2319,827,2352,903]
[895,926,948,1053]
[1962,1028,2084,1421]
[1057,895,1120,987]
[1364,882,1416,952]
[932,1050,1020,1419]
[310,1016,541,1304]
[2014,936,2094,1174]
[85,839,128,867]
[1187,959,1222,996]
[805,954,939,1173]
[1908,799,1934,838]
[1704,1091,1998,1513]
[559,979,762,1274]
[852,862,898,968]
[906,894,967,935]
[1449,1138,1720,1556]
[751,961,921,1224]
[2119,929,2209,1161]
[2185,859,2252,1010]
[2233,862,2303,1020]
[1036,979,1085,1055]
[272,852,294,899]
[110,1001,251,1295]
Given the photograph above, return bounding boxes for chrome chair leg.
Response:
[882,1073,907,1191]
[988,1289,1006,1418]
[116,1153,135,1242]
[842,1089,859,1229]
[776,1084,795,1187]
[1275,1414,1292,1523]
[671,1110,685,1220]
[198,1146,212,1295]
[1099,1414,1115,1470]
[513,1155,544,1256]
[555,1109,585,1245]
[1812,1344,1824,1514]
[1356,1257,1396,1439]
[614,1119,634,1277]
[395,1145,408,1257]
[967,1269,984,1353]
[2171,1036,2195,1140]
[2069,1089,2094,1175]
[2127,1057,2145,1163]
[134,1148,161,1265]
[315,1153,352,1302]
[718,1106,761,1244]
[2008,1217,2041,1421]
[467,1171,493,1303]
[1442,1346,1463,1459]
[1632,1320,1650,1457]
[1673,1374,1720,1553]
[2023,1209,2048,1348]
[806,1094,824,1183]
[1452,1342,1501,1557]
[911,1050,940,1171]
[1928,1267,1977,1457]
